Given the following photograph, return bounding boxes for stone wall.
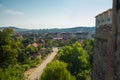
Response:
[92,25,114,80]
[92,0,120,80]
[114,0,120,80]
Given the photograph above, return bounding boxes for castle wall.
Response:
[113,0,120,80]
[93,0,120,80]
[92,24,114,80]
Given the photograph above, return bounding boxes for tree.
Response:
[0,65,24,80]
[18,52,28,64]
[68,37,77,45]
[45,35,53,48]
[83,39,94,65]
[0,28,18,68]
[22,38,33,47]
[41,61,76,80]
[57,42,91,80]
[25,46,35,54]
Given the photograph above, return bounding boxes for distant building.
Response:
[75,32,89,40]
[74,31,94,40]
[96,9,112,28]
[60,32,73,40]
[27,43,38,48]
[53,37,63,40]
[32,43,38,48]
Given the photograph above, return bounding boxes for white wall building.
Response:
[96,9,112,28]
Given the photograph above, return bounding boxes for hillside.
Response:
[0,26,95,33]
[31,27,95,33]
[50,27,95,33]
[0,26,28,32]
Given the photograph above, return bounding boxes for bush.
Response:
[22,64,30,71]
[0,65,24,80]
[41,61,76,80]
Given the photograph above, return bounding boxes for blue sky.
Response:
[0,0,112,29]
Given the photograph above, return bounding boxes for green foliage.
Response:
[53,40,67,47]
[0,28,25,80]
[18,52,28,64]
[41,61,76,80]
[40,51,46,59]
[37,44,43,50]
[45,39,53,48]
[25,56,41,68]
[0,28,18,68]
[68,37,77,45]
[22,38,33,46]
[83,39,94,65]
[0,28,42,80]
[20,56,41,71]
[77,70,91,80]
[0,28,94,80]
[0,65,24,80]
[25,46,35,54]
[57,42,91,80]
[53,41,59,47]
[22,64,30,71]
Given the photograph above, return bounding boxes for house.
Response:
[75,31,89,40]
[32,43,38,48]
[60,32,73,40]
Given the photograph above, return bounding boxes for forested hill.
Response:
[0,26,28,32]
[0,26,95,33]
[47,27,95,33]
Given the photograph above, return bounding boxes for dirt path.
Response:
[26,47,58,80]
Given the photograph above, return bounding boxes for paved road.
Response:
[27,48,58,80]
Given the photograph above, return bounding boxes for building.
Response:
[96,9,112,28]
[95,9,112,40]
[93,0,120,78]
[60,32,73,40]
[75,32,89,40]
[92,8,114,80]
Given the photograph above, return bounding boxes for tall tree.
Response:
[57,42,91,80]
[0,28,18,68]
[83,39,94,65]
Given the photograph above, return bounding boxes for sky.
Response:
[0,0,112,29]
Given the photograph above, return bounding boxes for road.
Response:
[27,47,58,80]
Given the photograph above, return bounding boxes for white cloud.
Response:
[3,10,23,15]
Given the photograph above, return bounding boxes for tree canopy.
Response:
[57,42,91,80]
[41,61,76,80]
[0,28,18,68]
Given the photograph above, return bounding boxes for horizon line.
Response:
[0,26,95,30]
